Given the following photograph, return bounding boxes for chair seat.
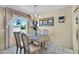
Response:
[20,42,41,54]
[29,44,41,53]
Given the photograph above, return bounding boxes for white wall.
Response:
[38,6,72,49]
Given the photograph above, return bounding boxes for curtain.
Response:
[0,7,5,49]
[4,7,31,48]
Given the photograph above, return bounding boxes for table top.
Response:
[29,35,49,43]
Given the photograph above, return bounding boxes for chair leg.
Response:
[20,48,22,54]
[31,41,33,44]
[40,43,43,54]
[16,47,18,54]
[24,48,26,54]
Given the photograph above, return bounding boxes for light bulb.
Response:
[38,15,40,17]
[34,14,37,17]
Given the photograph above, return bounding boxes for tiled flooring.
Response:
[0,42,74,54]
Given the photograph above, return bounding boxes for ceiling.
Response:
[4,5,69,15]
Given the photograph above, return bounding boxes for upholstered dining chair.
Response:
[43,29,48,35]
[21,33,41,54]
[13,32,23,54]
[37,29,41,36]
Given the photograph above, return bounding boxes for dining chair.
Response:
[13,32,23,54]
[43,29,48,35]
[37,29,41,36]
[21,33,41,54]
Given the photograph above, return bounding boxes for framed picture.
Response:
[58,16,65,23]
[48,19,54,26]
[39,17,54,26]
[39,20,43,26]
[42,20,48,25]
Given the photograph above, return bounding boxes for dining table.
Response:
[29,35,49,49]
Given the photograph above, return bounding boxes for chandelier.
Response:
[31,5,40,19]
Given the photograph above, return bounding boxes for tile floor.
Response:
[0,42,74,54]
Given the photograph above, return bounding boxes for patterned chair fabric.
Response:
[21,33,41,54]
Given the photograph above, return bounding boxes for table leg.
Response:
[43,42,45,47]
[41,42,47,50]
[31,41,33,44]
[41,43,43,47]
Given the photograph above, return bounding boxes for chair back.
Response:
[43,29,48,35]
[37,29,41,36]
[21,33,30,53]
[13,32,21,47]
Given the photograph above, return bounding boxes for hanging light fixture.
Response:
[31,5,40,19]
[31,5,40,30]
